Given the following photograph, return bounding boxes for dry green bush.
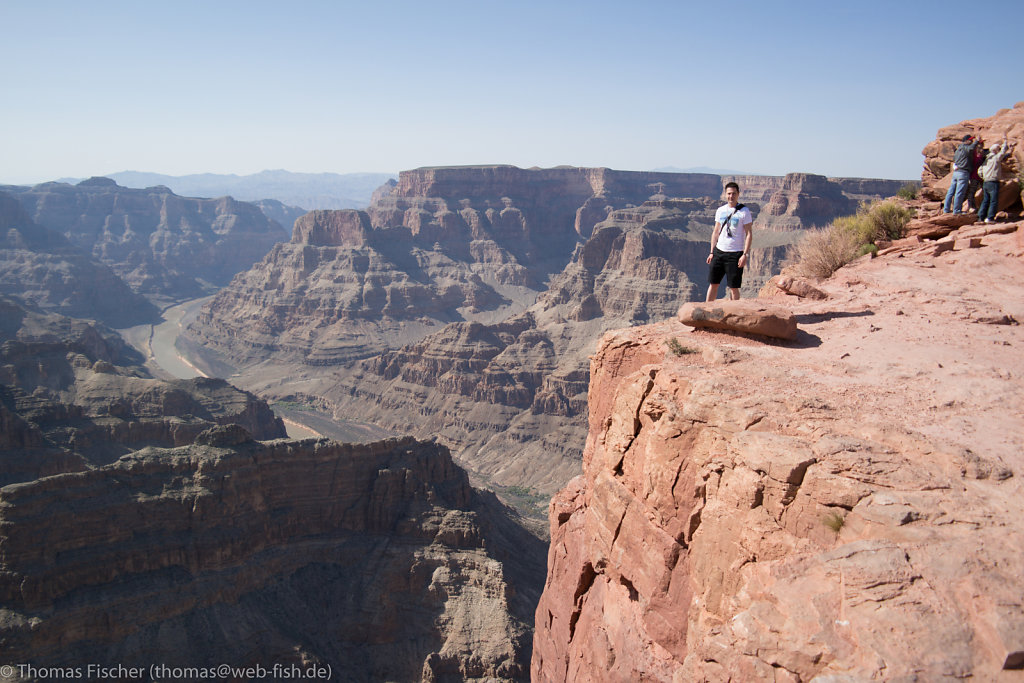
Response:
[666,337,696,356]
[869,200,913,240]
[823,510,846,533]
[791,200,913,279]
[896,183,918,200]
[791,225,862,278]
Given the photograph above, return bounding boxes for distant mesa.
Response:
[0,179,289,306]
[0,191,159,327]
[76,176,118,187]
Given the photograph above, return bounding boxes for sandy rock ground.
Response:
[726,221,1024,471]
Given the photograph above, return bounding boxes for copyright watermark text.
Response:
[1,662,333,680]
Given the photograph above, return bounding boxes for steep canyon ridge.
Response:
[2,102,1021,681]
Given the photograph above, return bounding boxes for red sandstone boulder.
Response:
[678,300,798,340]
[759,274,828,300]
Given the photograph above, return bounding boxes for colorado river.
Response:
[118,297,322,440]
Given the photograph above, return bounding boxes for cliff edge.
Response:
[532,217,1024,680]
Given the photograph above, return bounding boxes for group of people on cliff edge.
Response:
[943,133,1016,223]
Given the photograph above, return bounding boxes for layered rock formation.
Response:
[532,215,1024,680]
[1,177,289,304]
[920,101,1024,211]
[182,166,910,512]
[0,433,545,681]
[252,197,308,235]
[0,294,545,681]
[0,191,158,327]
[0,296,285,485]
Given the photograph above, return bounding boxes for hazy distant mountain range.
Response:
[652,165,757,175]
[46,169,766,210]
[56,170,397,210]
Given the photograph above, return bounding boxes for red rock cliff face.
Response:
[532,217,1024,680]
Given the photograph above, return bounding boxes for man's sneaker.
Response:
[984,218,994,224]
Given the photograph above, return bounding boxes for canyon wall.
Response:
[0,293,544,681]
[0,295,285,485]
[532,215,1024,680]
[0,191,159,328]
[0,432,544,682]
[1,177,289,305]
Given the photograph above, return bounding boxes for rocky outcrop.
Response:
[0,435,546,682]
[532,216,1024,680]
[0,191,158,327]
[0,296,285,485]
[1,178,288,304]
[920,102,1024,211]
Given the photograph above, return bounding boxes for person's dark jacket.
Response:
[953,139,980,172]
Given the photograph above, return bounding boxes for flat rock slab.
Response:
[678,300,798,340]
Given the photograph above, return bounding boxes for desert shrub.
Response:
[791,200,912,279]
[896,183,918,200]
[791,225,862,279]
[868,200,913,240]
[823,510,845,533]
[833,213,875,246]
[666,337,696,356]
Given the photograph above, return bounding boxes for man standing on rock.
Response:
[977,136,1015,224]
[943,134,980,214]
[706,181,753,301]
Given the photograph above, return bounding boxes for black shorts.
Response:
[709,247,744,288]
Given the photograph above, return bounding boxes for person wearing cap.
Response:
[977,135,1016,224]
[943,134,981,214]
[705,181,753,301]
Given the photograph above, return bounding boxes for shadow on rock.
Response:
[795,310,875,324]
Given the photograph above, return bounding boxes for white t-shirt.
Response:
[714,203,753,252]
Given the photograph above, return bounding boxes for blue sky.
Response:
[2,0,1022,184]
